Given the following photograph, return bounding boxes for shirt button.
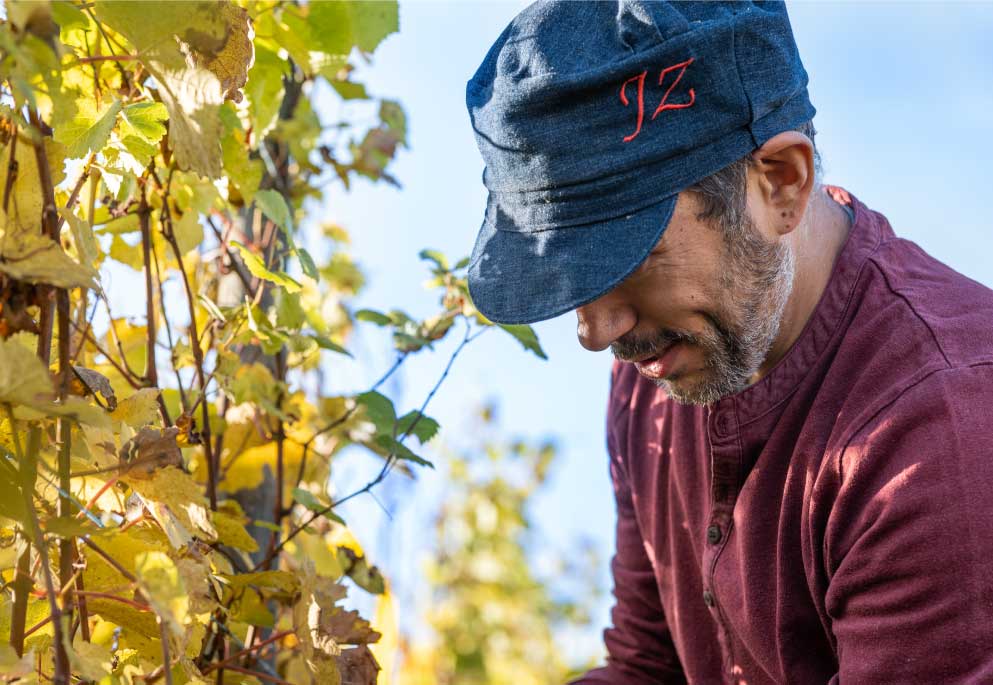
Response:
[707,525,722,544]
[703,590,715,607]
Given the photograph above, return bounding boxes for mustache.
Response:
[610,328,697,362]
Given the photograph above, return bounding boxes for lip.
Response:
[632,342,683,379]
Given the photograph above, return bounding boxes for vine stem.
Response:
[7,414,68,685]
[28,109,72,683]
[200,630,291,676]
[162,211,217,509]
[139,196,170,425]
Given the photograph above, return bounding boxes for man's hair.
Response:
[688,121,821,239]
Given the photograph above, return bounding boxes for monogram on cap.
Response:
[465,1,814,325]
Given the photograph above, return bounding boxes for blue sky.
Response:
[318,0,993,665]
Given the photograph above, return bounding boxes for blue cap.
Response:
[465,0,815,325]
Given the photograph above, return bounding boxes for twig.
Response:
[161,209,217,509]
[201,630,291,675]
[2,124,16,213]
[219,665,293,685]
[139,197,171,425]
[256,321,477,570]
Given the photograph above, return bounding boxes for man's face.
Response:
[575,190,796,405]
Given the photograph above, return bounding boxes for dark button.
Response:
[707,525,722,545]
[715,412,732,437]
[703,590,716,607]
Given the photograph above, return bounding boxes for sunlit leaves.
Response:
[94,0,253,177]
[54,98,122,159]
[120,102,169,143]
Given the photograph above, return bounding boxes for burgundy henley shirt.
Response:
[573,188,993,684]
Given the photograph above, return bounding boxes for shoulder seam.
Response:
[865,251,953,368]
[838,361,993,464]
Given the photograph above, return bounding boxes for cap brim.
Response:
[466,194,678,325]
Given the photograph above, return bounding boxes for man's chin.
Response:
[654,369,747,406]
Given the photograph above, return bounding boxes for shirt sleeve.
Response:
[570,365,687,685]
[825,364,993,683]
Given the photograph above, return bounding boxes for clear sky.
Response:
[307,0,993,666]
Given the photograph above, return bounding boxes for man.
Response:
[465,2,993,684]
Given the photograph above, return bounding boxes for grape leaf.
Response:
[94,0,253,178]
[498,323,548,360]
[231,241,302,293]
[254,189,292,232]
[396,410,439,445]
[0,231,98,289]
[54,98,121,159]
[120,101,169,143]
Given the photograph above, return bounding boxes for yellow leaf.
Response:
[68,640,112,681]
[0,134,66,236]
[0,643,34,679]
[212,507,258,553]
[127,467,214,547]
[0,228,99,289]
[0,334,54,407]
[135,551,188,637]
[369,586,397,678]
[111,388,161,428]
[82,528,169,594]
[219,439,304,493]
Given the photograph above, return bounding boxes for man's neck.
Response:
[751,188,853,384]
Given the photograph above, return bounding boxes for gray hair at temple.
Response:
[688,121,822,241]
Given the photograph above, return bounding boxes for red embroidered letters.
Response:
[619,57,696,143]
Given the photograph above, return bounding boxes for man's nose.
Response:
[575,297,636,352]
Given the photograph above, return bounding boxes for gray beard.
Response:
[654,223,796,406]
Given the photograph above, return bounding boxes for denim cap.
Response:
[465,0,815,325]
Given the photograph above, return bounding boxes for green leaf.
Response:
[231,241,302,293]
[330,81,368,100]
[254,189,292,232]
[418,248,448,272]
[354,309,391,326]
[96,213,140,234]
[297,247,318,281]
[120,101,169,143]
[372,433,433,467]
[307,0,398,55]
[245,43,286,135]
[355,391,396,431]
[454,256,470,270]
[171,209,203,256]
[292,487,345,525]
[379,99,407,145]
[396,410,440,445]
[54,98,122,159]
[498,323,548,360]
[312,335,352,358]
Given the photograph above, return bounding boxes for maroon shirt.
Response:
[573,188,993,684]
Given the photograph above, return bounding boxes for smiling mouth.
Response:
[623,342,676,365]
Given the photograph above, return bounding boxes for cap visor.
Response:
[467,194,678,325]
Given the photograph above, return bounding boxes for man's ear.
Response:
[748,130,816,237]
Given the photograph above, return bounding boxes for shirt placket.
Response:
[704,401,743,680]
